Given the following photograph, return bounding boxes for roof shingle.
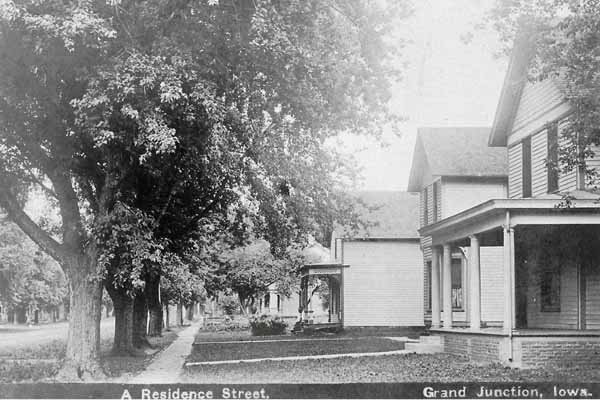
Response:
[408,127,508,191]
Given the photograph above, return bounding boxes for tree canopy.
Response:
[0,0,408,378]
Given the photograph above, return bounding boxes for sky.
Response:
[339,0,508,192]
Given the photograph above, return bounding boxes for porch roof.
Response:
[420,197,600,245]
[300,263,349,278]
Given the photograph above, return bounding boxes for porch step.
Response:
[404,342,443,354]
[417,335,442,345]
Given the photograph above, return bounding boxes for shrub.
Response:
[249,314,287,336]
[220,296,239,316]
[202,316,250,332]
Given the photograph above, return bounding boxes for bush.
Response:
[220,296,239,316]
[249,314,287,336]
[202,316,250,332]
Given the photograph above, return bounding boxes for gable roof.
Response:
[407,127,508,191]
[488,34,534,147]
[340,191,420,239]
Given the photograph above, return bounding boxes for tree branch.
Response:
[0,177,66,264]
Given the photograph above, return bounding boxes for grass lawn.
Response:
[0,326,183,382]
[188,337,405,363]
[193,325,422,343]
[182,353,600,383]
[101,328,183,379]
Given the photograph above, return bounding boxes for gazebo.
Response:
[295,262,349,332]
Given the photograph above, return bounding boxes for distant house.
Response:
[298,191,423,329]
[259,242,328,322]
[415,36,600,368]
[407,127,508,327]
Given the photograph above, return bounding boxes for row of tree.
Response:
[0,0,407,379]
[0,216,68,324]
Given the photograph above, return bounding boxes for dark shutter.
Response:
[423,187,429,226]
[432,181,439,222]
[547,123,559,193]
[522,137,532,198]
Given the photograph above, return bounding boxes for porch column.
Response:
[269,290,278,314]
[469,235,481,330]
[431,246,441,328]
[503,225,515,334]
[442,243,453,328]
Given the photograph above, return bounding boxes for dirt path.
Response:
[125,321,202,383]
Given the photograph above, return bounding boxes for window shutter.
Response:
[547,123,559,193]
[522,137,532,198]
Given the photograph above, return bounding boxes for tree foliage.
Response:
[0,0,407,377]
[0,217,67,319]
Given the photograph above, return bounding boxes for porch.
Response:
[296,263,348,332]
[420,198,600,367]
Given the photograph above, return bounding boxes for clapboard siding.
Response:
[508,143,523,198]
[527,261,579,329]
[531,129,548,196]
[513,80,565,132]
[585,144,600,188]
[586,268,600,329]
[510,80,570,146]
[442,180,507,218]
[343,241,423,326]
[480,247,505,322]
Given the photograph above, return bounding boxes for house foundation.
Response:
[434,328,600,368]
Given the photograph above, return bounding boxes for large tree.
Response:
[0,0,407,379]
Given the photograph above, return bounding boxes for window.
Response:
[522,137,532,197]
[451,259,463,310]
[423,187,429,226]
[541,268,561,312]
[432,181,439,222]
[547,123,559,193]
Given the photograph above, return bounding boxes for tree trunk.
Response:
[176,303,183,326]
[164,303,170,331]
[133,291,150,348]
[186,302,195,321]
[238,293,249,316]
[16,307,27,324]
[146,275,162,337]
[58,258,104,380]
[108,286,135,354]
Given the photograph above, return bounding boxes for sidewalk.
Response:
[126,320,201,383]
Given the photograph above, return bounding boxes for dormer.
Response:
[407,127,508,228]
